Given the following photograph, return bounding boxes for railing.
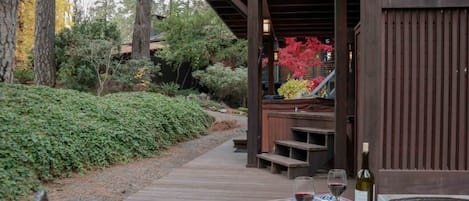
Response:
[311,69,335,99]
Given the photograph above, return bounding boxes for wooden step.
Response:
[257,153,309,167]
[276,140,327,151]
[232,138,247,152]
[291,127,335,135]
[257,153,311,179]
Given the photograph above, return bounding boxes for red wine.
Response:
[294,192,314,201]
[328,183,347,197]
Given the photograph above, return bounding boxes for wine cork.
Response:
[363,142,369,153]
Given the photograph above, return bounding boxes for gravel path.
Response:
[44,111,247,201]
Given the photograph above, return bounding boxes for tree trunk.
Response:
[131,0,151,59]
[72,0,83,23]
[34,0,56,86]
[0,0,19,83]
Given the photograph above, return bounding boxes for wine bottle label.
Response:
[355,189,368,201]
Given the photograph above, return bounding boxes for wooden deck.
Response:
[125,139,355,201]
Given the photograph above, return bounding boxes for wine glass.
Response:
[327,169,347,201]
[293,176,315,201]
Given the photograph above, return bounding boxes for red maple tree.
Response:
[278,37,333,78]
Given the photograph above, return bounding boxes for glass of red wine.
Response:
[293,176,315,201]
[327,169,347,201]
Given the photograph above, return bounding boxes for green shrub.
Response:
[55,19,121,91]
[175,88,199,97]
[159,82,180,96]
[0,84,212,200]
[186,94,226,111]
[114,59,162,87]
[238,107,248,113]
[278,79,308,99]
[13,69,34,84]
[192,63,247,106]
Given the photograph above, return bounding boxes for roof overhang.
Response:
[206,0,360,39]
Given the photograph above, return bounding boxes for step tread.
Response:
[276,140,328,151]
[257,153,309,167]
[232,138,247,144]
[291,127,335,135]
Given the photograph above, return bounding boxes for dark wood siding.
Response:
[380,8,469,193]
[383,0,469,9]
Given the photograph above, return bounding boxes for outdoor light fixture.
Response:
[273,39,279,62]
[274,50,279,62]
[263,19,271,35]
[348,43,353,61]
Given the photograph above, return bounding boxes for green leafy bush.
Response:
[192,63,247,106]
[159,82,180,96]
[175,88,199,97]
[278,79,308,99]
[187,94,227,111]
[114,59,162,87]
[55,19,121,91]
[13,69,34,84]
[156,2,247,70]
[0,84,212,200]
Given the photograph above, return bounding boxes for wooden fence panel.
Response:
[380,8,469,194]
[382,8,469,171]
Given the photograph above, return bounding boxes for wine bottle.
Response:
[355,142,374,201]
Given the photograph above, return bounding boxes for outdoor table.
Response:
[269,193,352,201]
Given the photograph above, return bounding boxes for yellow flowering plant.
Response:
[278,79,308,99]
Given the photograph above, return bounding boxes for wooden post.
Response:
[267,38,275,95]
[247,0,262,167]
[334,0,348,169]
[360,0,382,194]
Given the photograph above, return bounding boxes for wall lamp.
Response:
[263,19,271,35]
[274,50,279,63]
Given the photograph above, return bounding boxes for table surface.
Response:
[269,194,352,201]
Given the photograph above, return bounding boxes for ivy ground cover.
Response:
[0,84,213,200]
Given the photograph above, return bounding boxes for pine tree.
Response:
[34,0,56,86]
[131,0,152,59]
[0,0,19,83]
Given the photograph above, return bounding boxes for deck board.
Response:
[125,139,354,201]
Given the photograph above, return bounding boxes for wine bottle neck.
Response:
[362,151,369,169]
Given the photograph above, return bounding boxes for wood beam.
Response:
[246,0,262,167]
[266,38,275,95]
[359,0,382,195]
[383,0,469,8]
[335,0,348,170]
[228,0,247,18]
[275,32,334,37]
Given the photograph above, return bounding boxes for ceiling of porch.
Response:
[206,0,360,39]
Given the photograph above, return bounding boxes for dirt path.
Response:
[44,111,247,201]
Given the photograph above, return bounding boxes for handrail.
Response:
[311,69,336,99]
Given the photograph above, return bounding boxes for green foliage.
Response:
[156,2,247,70]
[187,93,226,111]
[148,82,182,96]
[159,82,180,96]
[214,40,248,67]
[192,63,247,105]
[277,79,308,99]
[238,107,248,113]
[175,88,199,97]
[55,19,121,91]
[0,84,212,200]
[13,69,34,84]
[114,59,162,87]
